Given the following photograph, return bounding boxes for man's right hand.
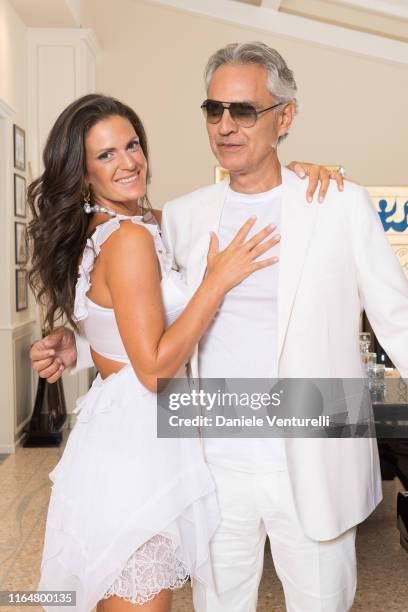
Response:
[30,326,77,383]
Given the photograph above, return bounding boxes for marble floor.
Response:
[1,432,408,611]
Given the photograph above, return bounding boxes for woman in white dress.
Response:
[27,94,280,612]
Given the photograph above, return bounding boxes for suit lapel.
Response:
[186,179,229,378]
[277,167,320,362]
[186,178,229,295]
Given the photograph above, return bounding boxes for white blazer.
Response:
[160,166,408,541]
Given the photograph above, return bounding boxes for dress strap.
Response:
[90,215,138,254]
[74,216,173,322]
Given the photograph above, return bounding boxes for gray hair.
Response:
[204,41,298,142]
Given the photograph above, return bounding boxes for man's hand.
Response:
[30,326,77,383]
[287,162,345,203]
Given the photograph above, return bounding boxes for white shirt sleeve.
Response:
[349,186,408,381]
[69,331,93,374]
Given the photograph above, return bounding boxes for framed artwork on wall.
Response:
[15,222,28,264]
[367,186,408,279]
[14,174,26,217]
[215,166,229,183]
[13,124,25,171]
[16,269,28,312]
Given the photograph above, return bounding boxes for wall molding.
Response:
[0,320,37,332]
[0,444,16,454]
[0,98,15,118]
[261,0,282,9]
[331,0,408,20]
[27,27,101,52]
[28,27,100,176]
[65,0,81,26]
[146,0,408,65]
[0,101,15,329]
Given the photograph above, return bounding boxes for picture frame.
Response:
[215,166,230,183]
[366,186,408,280]
[14,174,26,217]
[15,222,28,265]
[15,269,28,312]
[366,187,408,242]
[13,124,25,171]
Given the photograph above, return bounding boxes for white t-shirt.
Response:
[198,183,287,473]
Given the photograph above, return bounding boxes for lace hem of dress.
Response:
[102,534,189,606]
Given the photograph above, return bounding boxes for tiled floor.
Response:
[1,431,407,611]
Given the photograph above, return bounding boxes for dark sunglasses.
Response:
[201,99,284,128]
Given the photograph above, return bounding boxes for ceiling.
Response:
[9,0,81,27]
[9,0,408,44]
[233,0,408,42]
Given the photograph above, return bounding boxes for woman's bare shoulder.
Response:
[101,221,159,277]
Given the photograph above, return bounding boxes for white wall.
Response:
[0,0,33,452]
[0,0,27,115]
[0,0,98,451]
[81,0,408,209]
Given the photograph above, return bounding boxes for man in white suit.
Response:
[158,42,407,611]
[31,42,408,611]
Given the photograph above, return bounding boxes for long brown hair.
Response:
[27,94,152,331]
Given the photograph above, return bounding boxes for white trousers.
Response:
[192,464,357,612]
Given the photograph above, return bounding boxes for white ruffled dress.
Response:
[37,215,219,611]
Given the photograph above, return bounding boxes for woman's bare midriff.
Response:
[91,347,128,380]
